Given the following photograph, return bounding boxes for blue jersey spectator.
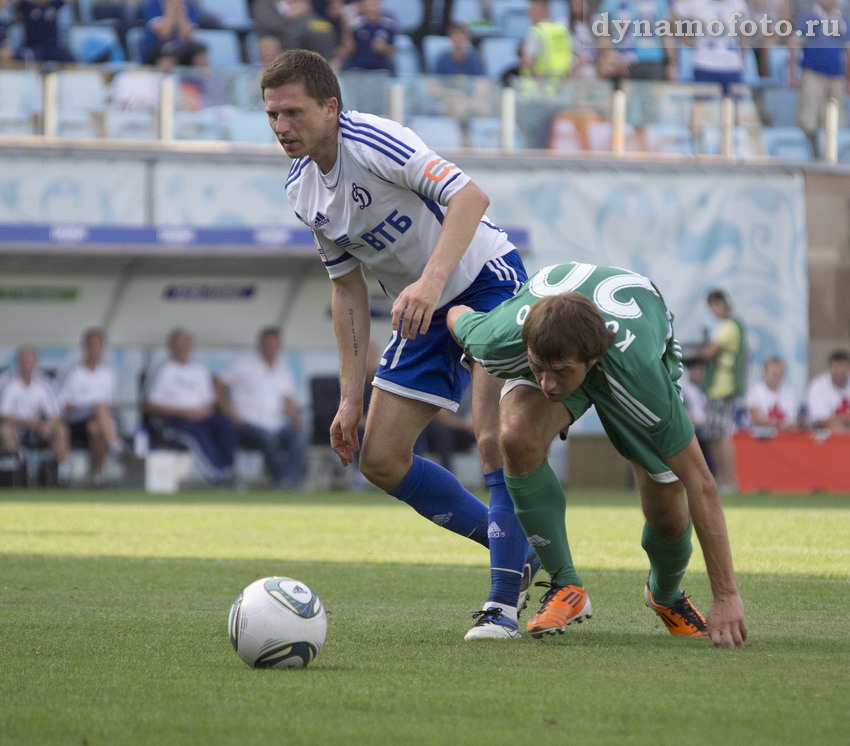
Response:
[794,1,849,77]
[14,0,75,63]
[434,23,484,76]
[141,0,204,68]
[344,0,396,73]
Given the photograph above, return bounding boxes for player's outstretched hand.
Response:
[329,400,362,467]
[392,276,444,340]
[707,593,748,648]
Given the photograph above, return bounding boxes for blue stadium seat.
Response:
[408,115,463,148]
[468,116,500,148]
[481,36,520,78]
[742,49,760,86]
[200,0,252,31]
[492,0,527,31]
[56,70,107,139]
[676,44,696,82]
[382,0,424,33]
[763,88,799,127]
[191,28,242,67]
[394,34,420,75]
[452,0,488,24]
[500,8,531,39]
[104,109,158,140]
[244,31,260,65]
[174,110,226,141]
[422,35,453,74]
[0,69,43,135]
[701,125,763,157]
[227,109,277,144]
[762,126,813,161]
[645,123,696,155]
[768,45,790,87]
[68,25,125,63]
[5,23,23,52]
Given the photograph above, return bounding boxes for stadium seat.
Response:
[408,115,463,148]
[586,121,645,152]
[768,45,791,87]
[227,109,276,144]
[644,123,696,155]
[56,69,107,139]
[480,36,520,78]
[394,34,420,76]
[200,0,252,31]
[173,110,226,141]
[191,28,242,67]
[243,31,261,65]
[104,109,158,140]
[0,69,43,135]
[468,116,501,149]
[491,0,527,31]
[700,125,764,157]
[742,49,760,86]
[382,0,424,33]
[4,23,23,52]
[422,35,453,74]
[763,87,799,127]
[676,44,696,82]
[762,126,813,161]
[68,25,125,63]
[500,8,531,38]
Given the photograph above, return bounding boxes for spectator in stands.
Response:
[144,328,236,484]
[7,0,76,63]
[257,33,282,68]
[90,0,143,58]
[252,0,337,62]
[520,0,573,81]
[595,0,676,83]
[672,0,750,95]
[55,328,124,487]
[789,0,850,154]
[434,22,484,76]
[140,0,206,69]
[680,356,710,461]
[215,327,309,489]
[567,0,597,79]
[806,348,850,430]
[0,9,15,65]
[0,346,70,484]
[747,356,799,430]
[700,289,748,493]
[343,0,396,74]
[749,1,791,77]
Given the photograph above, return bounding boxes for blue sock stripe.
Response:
[483,467,505,487]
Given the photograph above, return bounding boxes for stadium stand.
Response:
[407,114,463,148]
[393,34,420,76]
[480,36,519,78]
[190,28,242,68]
[382,0,424,34]
[762,127,814,162]
[422,35,452,74]
[200,0,252,32]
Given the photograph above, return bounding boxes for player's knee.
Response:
[474,428,500,466]
[358,445,406,491]
[499,421,543,471]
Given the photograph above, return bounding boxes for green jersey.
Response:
[453,262,695,481]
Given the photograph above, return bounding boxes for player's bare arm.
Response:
[445,304,474,340]
[665,438,748,648]
[391,182,490,341]
[329,266,370,466]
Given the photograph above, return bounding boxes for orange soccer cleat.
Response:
[526,582,592,638]
[644,586,708,637]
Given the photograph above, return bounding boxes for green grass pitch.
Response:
[1,488,848,745]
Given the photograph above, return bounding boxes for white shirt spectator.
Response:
[680,376,707,427]
[0,374,60,421]
[747,381,798,426]
[673,0,749,72]
[146,360,215,410]
[219,354,296,432]
[806,372,850,425]
[55,361,116,422]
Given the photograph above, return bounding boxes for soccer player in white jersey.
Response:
[55,328,124,486]
[263,49,536,639]
[0,347,70,483]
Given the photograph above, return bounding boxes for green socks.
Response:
[504,461,581,588]
[641,522,693,607]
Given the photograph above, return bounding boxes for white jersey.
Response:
[219,354,296,432]
[673,0,748,72]
[145,359,215,410]
[806,372,850,425]
[0,373,59,420]
[55,360,116,421]
[746,381,798,426]
[286,110,514,308]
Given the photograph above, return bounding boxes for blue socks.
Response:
[389,456,489,547]
[484,468,528,609]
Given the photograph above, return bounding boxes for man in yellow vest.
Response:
[520,0,573,80]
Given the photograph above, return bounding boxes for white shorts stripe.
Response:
[371,377,460,412]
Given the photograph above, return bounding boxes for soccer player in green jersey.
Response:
[447,262,748,648]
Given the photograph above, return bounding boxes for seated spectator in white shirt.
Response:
[679,356,711,470]
[806,349,850,431]
[216,327,308,488]
[747,356,799,431]
[0,346,70,484]
[55,327,124,486]
[144,328,236,484]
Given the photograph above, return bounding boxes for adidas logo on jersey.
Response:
[314,211,330,228]
[487,521,506,539]
[432,512,453,526]
[528,535,551,547]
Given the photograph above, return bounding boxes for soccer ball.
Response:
[228,577,327,669]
